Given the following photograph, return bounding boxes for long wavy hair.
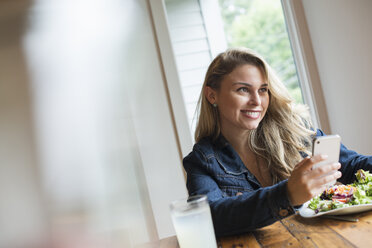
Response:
[194,48,315,183]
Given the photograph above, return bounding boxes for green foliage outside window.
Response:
[218,0,303,103]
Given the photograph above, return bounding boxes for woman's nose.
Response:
[249,92,261,105]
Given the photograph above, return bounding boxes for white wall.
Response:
[302,0,372,155]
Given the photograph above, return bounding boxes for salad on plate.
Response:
[308,169,372,214]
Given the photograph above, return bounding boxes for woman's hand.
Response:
[287,155,342,206]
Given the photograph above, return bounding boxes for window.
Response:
[219,0,303,103]
[164,0,317,140]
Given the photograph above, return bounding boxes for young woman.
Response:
[183,48,372,236]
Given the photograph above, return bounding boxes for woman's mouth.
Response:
[241,110,260,119]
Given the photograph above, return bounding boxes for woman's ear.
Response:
[204,86,217,105]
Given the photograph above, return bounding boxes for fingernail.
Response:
[336,171,342,177]
[333,162,341,168]
[320,154,328,159]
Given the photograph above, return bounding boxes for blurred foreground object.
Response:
[0,0,187,247]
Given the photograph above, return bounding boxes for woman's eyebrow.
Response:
[232,82,268,87]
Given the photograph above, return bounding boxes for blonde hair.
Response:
[195,48,315,183]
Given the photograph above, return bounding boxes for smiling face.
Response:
[205,64,270,136]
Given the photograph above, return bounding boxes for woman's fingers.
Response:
[311,170,342,188]
[307,162,341,180]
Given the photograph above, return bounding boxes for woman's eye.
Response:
[237,87,249,92]
[259,88,268,93]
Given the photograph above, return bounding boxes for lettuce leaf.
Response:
[350,187,372,205]
[356,169,372,184]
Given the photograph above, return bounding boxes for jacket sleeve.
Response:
[183,147,296,237]
[316,129,372,184]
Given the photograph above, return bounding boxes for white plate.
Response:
[298,201,372,218]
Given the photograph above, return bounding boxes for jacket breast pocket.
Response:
[220,185,253,197]
[216,173,254,197]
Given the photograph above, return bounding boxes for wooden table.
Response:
[156,211,372,248]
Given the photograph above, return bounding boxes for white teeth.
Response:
[243,111,259,117]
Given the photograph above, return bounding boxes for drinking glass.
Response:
[169,195,217,248]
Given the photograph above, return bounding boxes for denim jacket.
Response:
[183,129,372,237]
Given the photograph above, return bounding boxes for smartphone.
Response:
[312,135,341,186]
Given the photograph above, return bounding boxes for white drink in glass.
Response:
[170,195,217,248]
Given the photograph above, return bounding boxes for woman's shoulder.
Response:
[184,137,215,161]
[182,137,217,174]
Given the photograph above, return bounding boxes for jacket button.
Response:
[236,192,243,196]
[279,209,289,217]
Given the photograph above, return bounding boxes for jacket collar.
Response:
[212,134,250,175]
[213,134,230,149]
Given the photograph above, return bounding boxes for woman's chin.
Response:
[243,121,261,130]
[244,124,259,130]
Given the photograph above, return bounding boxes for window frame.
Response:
[281,0,331,133]
[148,0,193,160]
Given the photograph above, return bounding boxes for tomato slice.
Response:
[332,198,348,203]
